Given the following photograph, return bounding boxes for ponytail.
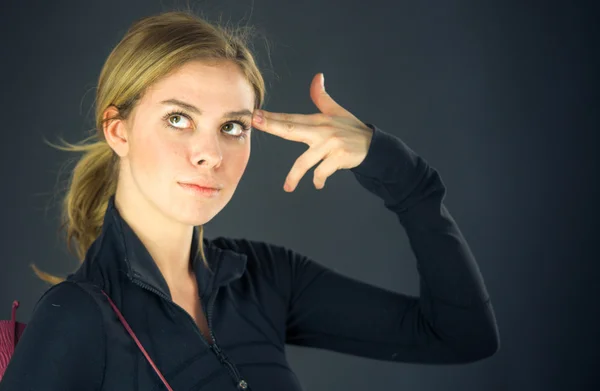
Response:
[31,134,117,284]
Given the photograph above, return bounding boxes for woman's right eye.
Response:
[167,113,191,129]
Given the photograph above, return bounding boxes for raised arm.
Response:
[282,125,499,364]
[246,74,499,364]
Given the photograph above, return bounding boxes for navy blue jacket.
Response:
[0,124,499,390]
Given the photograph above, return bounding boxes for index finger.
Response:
[252,110,321,144]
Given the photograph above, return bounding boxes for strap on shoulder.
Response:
[68,280,173,391]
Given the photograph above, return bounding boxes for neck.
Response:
[114,184,194,288]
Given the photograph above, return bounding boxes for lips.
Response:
[178,181,222,190]
[178,182,222,198]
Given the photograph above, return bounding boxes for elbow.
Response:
[426,297,501,364]
[447,334,500,364]
[464,298,501,362]
[469,332,500,362]
[459,321,501,363]
[449,304,501,363]
[484,323,501,358]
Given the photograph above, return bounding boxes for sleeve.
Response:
[268,124,499,364]
[0,281,106,390]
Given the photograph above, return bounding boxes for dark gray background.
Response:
[1,0,598,390]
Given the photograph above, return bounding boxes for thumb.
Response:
[310,73,348,117]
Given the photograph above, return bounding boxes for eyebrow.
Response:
[160,98,253,118]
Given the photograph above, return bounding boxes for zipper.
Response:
[129,266,249,390]
[131,278,211,346]
[205,290,248,389]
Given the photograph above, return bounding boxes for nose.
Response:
[190,131,223,168]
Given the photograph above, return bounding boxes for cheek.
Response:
[236,144,250,177]
[131,136,181,179]
[229,144,250,179]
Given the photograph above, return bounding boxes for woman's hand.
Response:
[251,73,374,192]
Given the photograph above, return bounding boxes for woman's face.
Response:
[105,60,255,227]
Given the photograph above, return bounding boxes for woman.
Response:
[0,9,499,391]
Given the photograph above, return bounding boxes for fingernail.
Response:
[253,110,263,123]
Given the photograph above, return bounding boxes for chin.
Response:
[174,208,220,226]
[159,189,232,226]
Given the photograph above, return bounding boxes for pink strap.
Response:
[100,290,173,391]
[11,301,18,323]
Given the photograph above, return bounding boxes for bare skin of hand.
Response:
[251,73,374,192]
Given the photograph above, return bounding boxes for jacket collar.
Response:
[93,195,247,300]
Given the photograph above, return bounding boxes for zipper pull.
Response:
[237,379,249,390]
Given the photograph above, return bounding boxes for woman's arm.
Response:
[289,125,499,363]
[239,124,499,364]
[0,281,106,390]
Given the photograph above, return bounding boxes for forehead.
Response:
[141,60,255,112]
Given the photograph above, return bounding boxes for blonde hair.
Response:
[32,9,267,285]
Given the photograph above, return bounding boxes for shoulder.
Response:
[2,282,107,389]
[28,281,106,335]
[207,235,303,272]
[205,236,330,293]
[36,280,100,309]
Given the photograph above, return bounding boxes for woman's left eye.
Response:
[221,120,251,138]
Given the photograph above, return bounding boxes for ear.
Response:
[102,105,130,158]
